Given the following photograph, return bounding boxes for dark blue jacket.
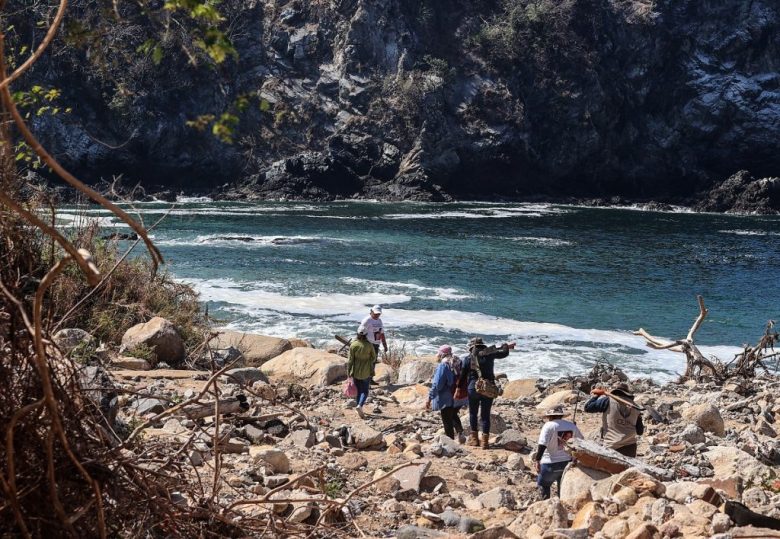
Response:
[461,344,510,396]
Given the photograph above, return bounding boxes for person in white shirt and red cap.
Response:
[359,305,388,357]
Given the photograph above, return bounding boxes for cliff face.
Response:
[22,0,780,202]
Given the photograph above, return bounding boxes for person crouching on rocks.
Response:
[426,345,468,443]
[460,337,515,449]
[584,382,644,457]
[348,326,376,418]
[533,405,583,500]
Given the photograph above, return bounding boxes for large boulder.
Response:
[397,360,437,385]
[374,362,395,385]
[536,390,587,411]
[121,317,185,366]
[567,439,673,481]
[260,348,347,387]
[703,446,775,486]
[501,378,539,399]
[53,328,95,355]
[509,498,568,536]
[393,384,430,409]
[250,446,290,473]
[211,330,292,366]
[560,465,611,507]
[681,403,725,436]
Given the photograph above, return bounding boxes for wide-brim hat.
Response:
[467,337,485,350]
[611,382,634,399]
[543,405,568,418]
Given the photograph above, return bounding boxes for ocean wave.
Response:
[55,213,128,228]
[508,236,573,246]
[180,276,743,383]
[154,234,348,247]
[341,277,473,300]
[718,229,780,236]
[176,196,213,203]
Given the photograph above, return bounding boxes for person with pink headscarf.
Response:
[426,344,467,442]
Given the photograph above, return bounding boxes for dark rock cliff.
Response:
[17,0,780,207]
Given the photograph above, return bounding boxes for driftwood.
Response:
[178,395,249,419]
[634,295,778,382]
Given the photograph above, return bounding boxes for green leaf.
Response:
[152,45,164,65]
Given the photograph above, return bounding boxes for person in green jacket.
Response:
[348,326,377,418]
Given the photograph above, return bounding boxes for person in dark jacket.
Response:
[460,336,515,449]
[583,382,644,457]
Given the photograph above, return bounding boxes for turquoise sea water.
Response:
[61,200,780,382]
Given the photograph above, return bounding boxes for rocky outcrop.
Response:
[20,0,780,207]
[695,170,780,214]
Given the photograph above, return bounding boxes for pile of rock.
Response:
[63,320,779,538]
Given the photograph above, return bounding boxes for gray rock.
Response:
[53,328,95,355]
[439,510,461,527]
[244,424,265,444]
[458,517,485,534]
[121,317,185,366]
[349,423,384,449]
[679,424,706,444]
[264,475,289,488]
[289,429,316,448]
[498,429,527,451]
[682,403,725,437]
[477,487,516,510]
[430,435,462,457]
[133,397,167,415]
[393,461,431,494]
[395,526,447,539]
[224,367,268,386]
[397,360,437,385]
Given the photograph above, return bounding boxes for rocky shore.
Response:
[57,321,780,538]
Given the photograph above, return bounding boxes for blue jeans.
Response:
[468,394,493,433]
[537,461,569,499]
[354,378,370,407]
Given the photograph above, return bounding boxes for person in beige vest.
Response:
[583,382,644,457]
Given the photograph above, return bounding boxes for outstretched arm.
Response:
[584,395,610,413]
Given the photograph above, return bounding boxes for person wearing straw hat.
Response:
[460,336,515,449]
[533,405,583,499]
[584,382,644,457]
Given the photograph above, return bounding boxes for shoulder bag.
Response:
[472,355,501,399]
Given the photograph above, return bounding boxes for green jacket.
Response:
[348,338,377,380]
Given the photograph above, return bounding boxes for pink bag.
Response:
[343,377,357,398]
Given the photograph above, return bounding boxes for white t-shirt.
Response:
[360,315,384,346]
[537,419,583,464]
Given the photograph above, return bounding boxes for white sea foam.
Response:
[718,229,780,236]
[154,234,348,247]
[176,196,213,203]
[341,277,472,300]
[55,212,128,228]
[181,276,741,382]
[508,236,573,246]
[381,208,561,220]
